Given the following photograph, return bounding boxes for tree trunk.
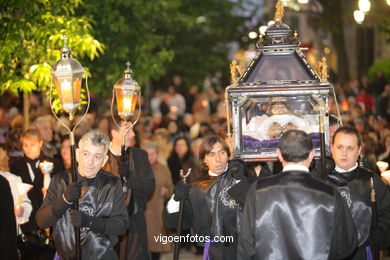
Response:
[23,92,30,130]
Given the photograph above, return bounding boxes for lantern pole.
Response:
[49,35,90,260]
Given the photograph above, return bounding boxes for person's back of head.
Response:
[278,130,313,165]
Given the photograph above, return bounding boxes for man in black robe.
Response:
[327,126,390,259]
[165,135,251,260]
[36,130,128,259]
[238,130,357,260]
[103,120,155,260]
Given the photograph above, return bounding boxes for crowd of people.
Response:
[0,72,389,260]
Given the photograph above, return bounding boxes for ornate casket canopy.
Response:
[228,8,332,161]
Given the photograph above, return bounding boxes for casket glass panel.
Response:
[241,94,323,155]
[245,53,314,83]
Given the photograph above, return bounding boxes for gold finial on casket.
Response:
[316,56,329,82]
[230,60,242,85]
[274,0,285,23]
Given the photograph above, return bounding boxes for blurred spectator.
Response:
[167,86,186,116]
[5,128,23,165]
[151,89,163,115]
[360,134,378,172]
[154,128,172,165]
[166,120,181,142]
[143,142,174,260]
[378,134,390,162]
[0,147,32,233]
[167,136,202,185]
[186,85,198,113]
[372,72,388,115]
[96,116,109,135]
[191,138,203,161]
[357,88,374,113]
[379,84,390,120]
[59,135,72,170]
[172,75,188,103]
[0,107,9,144]
[33,116,58,159]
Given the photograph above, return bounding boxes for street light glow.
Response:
[268,20,275,26]
[354,10,365,24]
[358,0,371,13]
[298,0,309,4]
[259,26,267,35]
[387,0,390,6]
[249,31,258,39]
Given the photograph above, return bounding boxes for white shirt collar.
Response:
[335,163,358,173]
[283,164,309,173]
[208,165,228,177]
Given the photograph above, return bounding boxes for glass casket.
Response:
[228,19,332,161]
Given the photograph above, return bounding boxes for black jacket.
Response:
[327,166,390,259]
[0,175,17,260]
[238,170,358,260]
[36,170,128,260]
[165,161,248,260]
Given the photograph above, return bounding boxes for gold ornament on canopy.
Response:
[274,0,285,22]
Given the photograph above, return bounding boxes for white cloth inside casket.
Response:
[243,114,318,140]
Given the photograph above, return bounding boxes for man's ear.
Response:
[357,146,362,157]
[39,140,43,149]
[76,148,80,163]
[276,148,284,163]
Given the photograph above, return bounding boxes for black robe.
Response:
[103,147,155,260]
[238,170,358,260]
[164,162,249,260]
[0,175,17,260]
[36,169,129,260]
[327,166,390,259]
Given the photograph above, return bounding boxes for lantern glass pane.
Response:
[115,89,124,114]
[55,76,80,112]
[131,91,139,113]
[72,76,82,104]
[123,93,133,113]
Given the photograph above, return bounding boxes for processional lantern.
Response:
[113,61,141,123]
[228,1,332,161]
[111,61,141,147]
[51,36,85,121]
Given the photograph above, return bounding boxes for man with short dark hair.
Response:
[238,130,357,260]
[36,130,128,259]
[328,126,390,259]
